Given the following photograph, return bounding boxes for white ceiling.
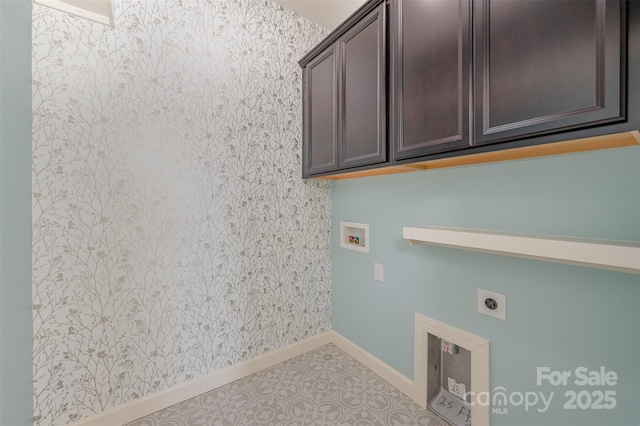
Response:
[271,0,367,30]
[33,0,114,26]
[34,0,365,31]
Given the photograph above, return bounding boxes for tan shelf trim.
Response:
[317,164,423,180]
[316,130,640,180]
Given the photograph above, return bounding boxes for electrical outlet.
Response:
[374,263,384,282]
[477,288,506,320]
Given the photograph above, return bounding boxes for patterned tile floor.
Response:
[127,344,446,426]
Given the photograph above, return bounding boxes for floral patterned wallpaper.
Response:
[32,1,330,424]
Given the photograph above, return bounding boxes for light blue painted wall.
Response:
[0,0,33,425]
[332,146,640,426]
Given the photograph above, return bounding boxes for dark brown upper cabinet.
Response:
[300,0,637,179]
[391,0,472,160]
[473,0,626,145]
[300,1,386,178]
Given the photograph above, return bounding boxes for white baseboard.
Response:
[73,330,426,426]
[73,331,334,426]
[328,331,416,402]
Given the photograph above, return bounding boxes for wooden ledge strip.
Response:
[316,130,640,180]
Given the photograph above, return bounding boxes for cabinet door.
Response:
[391,0,472,161]
[338,4,387,169]
[474,0,626,145]
[303,44,339,177]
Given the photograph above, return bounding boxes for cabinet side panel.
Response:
[343,21,381,161]
[402,0,463,145]
[488,1,597,127]
[339,4,387,170]
[308,51,339,174]
[392,0,471,161]
[475,0,625,144]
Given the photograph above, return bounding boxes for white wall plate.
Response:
[340,221,369,253]
[477,288,506,321]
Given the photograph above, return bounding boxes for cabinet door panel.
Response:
[474,0,625,145]
[392,0,471,160]
[303,45,339,177]
[339,4,386,169]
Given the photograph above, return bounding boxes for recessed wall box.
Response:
[414,314,490,426]
[428,335,472,425]
[340,221,369,253]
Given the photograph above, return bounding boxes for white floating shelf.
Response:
[403,226,640,274]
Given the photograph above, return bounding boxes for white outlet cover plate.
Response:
[477,288,506,320]
[374,263,384,282]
